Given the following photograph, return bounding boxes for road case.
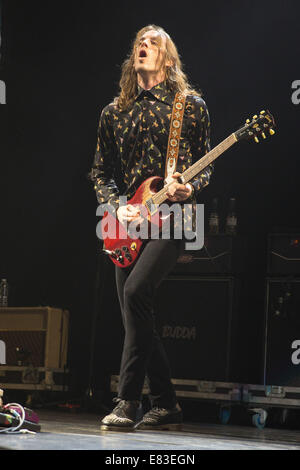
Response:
[0,365,68,392]
[242,383,300,429]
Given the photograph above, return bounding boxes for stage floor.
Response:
[1,409,300,450]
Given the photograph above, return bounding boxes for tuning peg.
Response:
[269,129,275,135]
[253,115,258,120]
[260,110,265,114]
[246,119,251,124]
[254,136,259,143]
[261,132,266,139]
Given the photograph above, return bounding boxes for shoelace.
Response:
[148,407,167,416]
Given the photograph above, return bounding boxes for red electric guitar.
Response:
[101,110,275,268]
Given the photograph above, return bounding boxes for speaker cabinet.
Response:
[263,278,300,386]
[172,235,246,275]
[95,255,238,390]
[154,276,236,381]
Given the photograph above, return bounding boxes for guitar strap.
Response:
[164,92,187,185]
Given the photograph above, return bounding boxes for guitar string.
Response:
[152,134,236,205]
[134,133,237,208]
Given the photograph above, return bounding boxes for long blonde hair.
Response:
[115,25,201,112]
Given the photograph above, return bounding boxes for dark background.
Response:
[0,0,299,397]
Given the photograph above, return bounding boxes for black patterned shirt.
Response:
[90,81,213,215]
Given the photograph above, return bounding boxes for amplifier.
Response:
[93,257,238,394]
[263,278,300,386]
[0,307,69,369]
[154,276,237,382]
[267,233,300,275]
[172,234,244,275]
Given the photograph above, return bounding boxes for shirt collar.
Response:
[136,81,174,105]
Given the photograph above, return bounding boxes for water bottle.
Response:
[0,279,8,307]
[208,198,219,234]
[225,198,237,235]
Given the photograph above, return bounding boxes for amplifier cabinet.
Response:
[94,257,238,392]
[263,278,300,386]
[0,307,69,369]
[154,276,236,382]
[267,233,300,275]
[172,235,245,275]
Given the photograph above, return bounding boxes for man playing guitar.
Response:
[89,24,213,431]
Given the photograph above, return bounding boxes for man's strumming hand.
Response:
[117,204,143,226]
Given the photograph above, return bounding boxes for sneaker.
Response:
[100,398,140,432]
[135,403,183,431]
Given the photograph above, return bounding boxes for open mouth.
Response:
[139,49,147,58]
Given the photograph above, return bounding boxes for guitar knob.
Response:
[269,128,275,135]
[246,119,251,124]
[254,136,259,143]
[260,110,265,114]
[261,132,266,139]
[116,254,124,263]
[253,115,258,120]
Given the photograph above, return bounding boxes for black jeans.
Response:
[115,238,184,408]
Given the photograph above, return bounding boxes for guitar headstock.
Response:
[235,110,276,143]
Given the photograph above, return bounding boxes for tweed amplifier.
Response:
[0,307,69,369]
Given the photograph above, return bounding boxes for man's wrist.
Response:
[185,183,195,199]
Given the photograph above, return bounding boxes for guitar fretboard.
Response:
[153,133,237,205]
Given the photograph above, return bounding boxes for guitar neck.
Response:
[153,133,237,205]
